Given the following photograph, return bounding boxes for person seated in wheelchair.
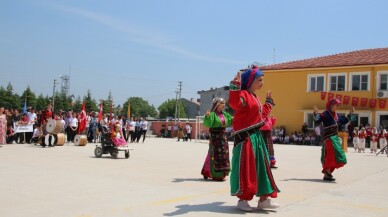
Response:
[111,121,127,147]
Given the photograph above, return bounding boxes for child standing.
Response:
[358,128,367,153]
[352,127,359,152]
[370,127,378,153]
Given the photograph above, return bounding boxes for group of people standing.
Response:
[352,126,388,154]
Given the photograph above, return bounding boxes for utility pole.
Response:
[174,90,179,123]
[52,79,58,112]
[177,81,182,122]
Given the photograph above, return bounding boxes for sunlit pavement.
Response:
[1,138,387,217]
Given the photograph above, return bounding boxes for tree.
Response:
[35,94,51,112]
[158,98,186,119]
[123,97,157,118]
[83,89,98,113]
[20,86,37,110]
[2,82,21,109]
[73,96,82,112]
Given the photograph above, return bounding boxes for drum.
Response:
[46,119,62,134]
[74,134,87,146]
[55,133,65,146]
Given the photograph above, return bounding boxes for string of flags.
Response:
[320,92,386,109]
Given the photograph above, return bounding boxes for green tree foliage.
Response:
[1,82,21,109]
[35,94,51,111]
[20,86,37,110]
[73,96,82,112]
[83,90,98,113]
[158,99,186,119]
[123,97,157,118]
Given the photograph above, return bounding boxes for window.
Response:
[307,74,325,92]
[328,74,346,91]
[350,73,369,91]
[380,74,388,91]
[306,113,316,129]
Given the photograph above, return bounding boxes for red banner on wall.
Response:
[369,99,377,108]
[336,94,342,101]
[321,92,326,100]
[352,97,359,106]
[343,96,350,104]
[360,98,368,106]
[379,99,387,109]
[328,92,334,101]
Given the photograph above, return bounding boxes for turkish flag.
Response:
[369,99,377,108]
[379,99,386,109]
[343,96,350,104]
[352,97,359,106]
[361,98,368,106]
[328,92,334,101]
[98,102,103,122]
[78,102,87,134]
[321,92,326,100]
[336,94,342,101]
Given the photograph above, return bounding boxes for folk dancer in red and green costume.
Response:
[229,66,280,212]
[313,99,355,181]
[201,97,233,181]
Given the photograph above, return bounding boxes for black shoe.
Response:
[270,165,278,169]
[323,175,336,181]
[323,170,333,178]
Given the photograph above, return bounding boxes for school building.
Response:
[257,47,388,135]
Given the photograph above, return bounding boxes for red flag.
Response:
[379,99,386,109]
[361,98,368,106]
[98,102,103,122]
[78,102,87,134]
[320,92,327,100]
[369,99,377,108]
[336,94,342,101]
[343,96,350,104]
[328,93,334,101]
[352,97,359,106]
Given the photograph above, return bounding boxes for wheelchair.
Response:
[94,126,132,159]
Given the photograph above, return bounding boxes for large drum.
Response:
[55,133,65,146]
[46,119,62,134]
[74,135,87,146]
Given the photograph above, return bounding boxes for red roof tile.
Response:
[259,47,388,70]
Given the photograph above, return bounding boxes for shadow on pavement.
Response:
[280,178,336,183]
[163,201,273,216]
[171,178,209,183]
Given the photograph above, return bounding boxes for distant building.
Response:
[197,86,229,115]
[181,98,200,119]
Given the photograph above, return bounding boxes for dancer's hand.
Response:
[233,70,243,83]
[266,91,272,99]
[350,106,355,114]
[313,106,319,113]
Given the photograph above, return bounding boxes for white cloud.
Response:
[53,3,244,65]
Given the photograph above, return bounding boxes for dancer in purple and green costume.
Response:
[313,99,355,181]
[201,97,233,181]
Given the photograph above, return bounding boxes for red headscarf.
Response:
[326,98,341,111]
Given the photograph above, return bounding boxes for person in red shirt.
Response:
[229,66,280,212]
[358,128,367,153]
[370,127,378,153]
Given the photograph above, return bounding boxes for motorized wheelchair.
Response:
[94,125,132,159]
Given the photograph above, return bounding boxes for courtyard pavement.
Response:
[0,138,387,217]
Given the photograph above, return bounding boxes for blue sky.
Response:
[1,0,388,109]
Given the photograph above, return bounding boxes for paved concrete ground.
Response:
[0,138,387,217]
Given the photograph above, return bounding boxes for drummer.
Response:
[40,104,55,147]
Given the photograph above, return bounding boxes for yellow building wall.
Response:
[256,65,388,134]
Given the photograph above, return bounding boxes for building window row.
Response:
[307,71,388,92]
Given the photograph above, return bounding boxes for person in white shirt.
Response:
[185,123,192,141]
[68,113,78,143]
[26,107,37,143]
[31,124,43,145]
[141,117,148,143]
